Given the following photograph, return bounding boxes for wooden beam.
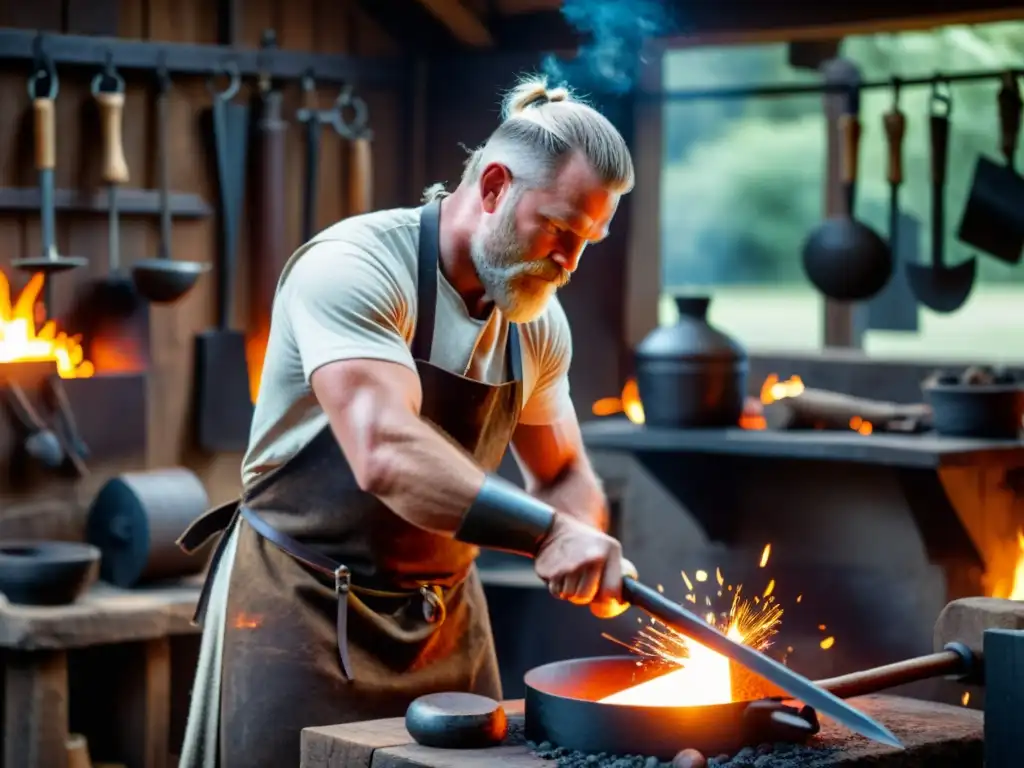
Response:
[415,0,495,47]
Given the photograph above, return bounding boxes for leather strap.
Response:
[240,507,355,680]
[412,200,440,361]
[412,199,524,384]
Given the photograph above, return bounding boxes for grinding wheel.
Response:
[405,692,508,749]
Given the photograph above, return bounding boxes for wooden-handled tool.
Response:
[817,646,972,700]
[91,67,139,312]
[12,68,87,308]
[348,134,373,216]
[763,388,932,433]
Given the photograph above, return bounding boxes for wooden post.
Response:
[984,628,1024,768]
[3,650,70,768]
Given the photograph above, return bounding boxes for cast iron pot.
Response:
[634,296,748,428]
[0,541,100,606]
[923,382,1024,439]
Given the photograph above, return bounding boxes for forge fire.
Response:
[599,544,833,709]
[0,272,92,378]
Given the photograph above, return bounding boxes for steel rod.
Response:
[649,66,1024,103]
[0,29,406,87]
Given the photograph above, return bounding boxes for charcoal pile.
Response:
[517,736,839,768]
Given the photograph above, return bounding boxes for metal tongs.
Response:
[3,378,89,477]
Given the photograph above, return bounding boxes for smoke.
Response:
[542,0,677,95]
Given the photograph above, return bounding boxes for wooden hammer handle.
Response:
[816,649,967,700]
[348,137,373,216]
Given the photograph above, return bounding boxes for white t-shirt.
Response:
[241,206,575,487]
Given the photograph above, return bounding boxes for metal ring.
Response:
[27,67,59,100]
[332,92,370,139]
[207,60,241,101]
[90,56,125,96]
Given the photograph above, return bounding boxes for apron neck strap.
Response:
[412,199,524,384]
[412,200,441,361]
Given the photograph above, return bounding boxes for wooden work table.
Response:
[0,579,202,768]
[301,695,983,767]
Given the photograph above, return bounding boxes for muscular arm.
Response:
[311,359,485,535]
[512,405,608,532]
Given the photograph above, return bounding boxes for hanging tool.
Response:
[338,85,373,215]
[620,577,903,749]
[801,87,892,302]
[249,30,289,399]
[957,70,1024,265]
[132,58,210,304]
[12,61,87,313]
[193,62,253,452]
[92,59,139,315]
[298,72,323,242]
[906,78,976,313]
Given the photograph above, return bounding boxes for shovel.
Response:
[957,70,1024,265]
[906,79,976,314]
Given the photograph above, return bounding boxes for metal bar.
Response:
[647,66,1024,103]
[0,29,407,87]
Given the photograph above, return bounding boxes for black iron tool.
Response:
[801,94,892,302]
[132,62,210,304]
[12,65,88,311]
[882,81,907,286]
[194,64,253,452]
[906,79,976,313]
[957,70,1024,265]
[621,577,903,749]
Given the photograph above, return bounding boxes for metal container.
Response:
[0,541,100,605]
[924,383,1024,439]
[634,295,747,428]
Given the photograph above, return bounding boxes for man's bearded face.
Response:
[470,187,568,323]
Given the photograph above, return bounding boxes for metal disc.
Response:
[11,256,89,273]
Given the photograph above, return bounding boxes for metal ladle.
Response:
[12,64,88,308]
[131,60,209,304]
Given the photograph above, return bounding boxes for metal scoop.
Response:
[132,61,209,304]
[12,66,88,308]
[906,78,976,313]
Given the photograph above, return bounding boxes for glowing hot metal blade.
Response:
[621,577,904,749]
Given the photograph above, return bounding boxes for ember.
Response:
[0,272,92,378]
[600,544,828,709]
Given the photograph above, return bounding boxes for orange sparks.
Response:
[759,544,771,568]
[695,570,708,582]
[820,637,835,650]
[962,692,970,706]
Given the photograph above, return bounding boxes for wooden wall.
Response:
[0,0,408,535]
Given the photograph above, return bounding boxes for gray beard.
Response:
[470,194,567,323]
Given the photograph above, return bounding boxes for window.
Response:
[660,22,1024,361]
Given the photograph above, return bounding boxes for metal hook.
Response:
[156,51,171,95]
[90,51,125,95]
[28,33,59,99]
[929,74,952,117]
[207,60,241,101]
[331,86,370,139]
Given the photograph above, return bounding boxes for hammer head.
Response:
[934,597,1024,659]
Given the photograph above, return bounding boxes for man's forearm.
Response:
[531,459,608,532]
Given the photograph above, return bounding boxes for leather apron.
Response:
[178,200,523,767]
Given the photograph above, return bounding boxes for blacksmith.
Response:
[177,75,636,767]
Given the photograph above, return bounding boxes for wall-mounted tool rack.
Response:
[0,188,211,218]
[0,28,408,87]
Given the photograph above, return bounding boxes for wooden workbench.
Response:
[301,695,983,767]
[0,579,202,768]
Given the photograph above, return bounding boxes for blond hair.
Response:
[422,75,634,202]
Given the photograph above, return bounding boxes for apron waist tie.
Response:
[240,506,356,681]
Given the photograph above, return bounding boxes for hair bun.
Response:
[503,76,571,119]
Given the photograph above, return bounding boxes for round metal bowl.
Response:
[131,260,210,304]
[0,541,101,606]
[525,656,815,760]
